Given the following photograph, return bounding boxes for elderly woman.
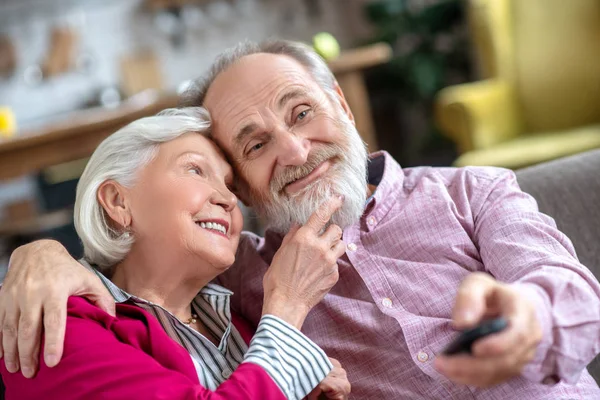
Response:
[0,108,349,400]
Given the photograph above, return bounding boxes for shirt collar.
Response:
[365,151,403,207]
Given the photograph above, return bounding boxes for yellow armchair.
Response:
[435,0,600,168]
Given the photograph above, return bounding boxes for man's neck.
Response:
[367,183,376,198]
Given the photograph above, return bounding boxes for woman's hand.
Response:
[0,240,114,377]
[262,195,346,329]
[307,358,351,400]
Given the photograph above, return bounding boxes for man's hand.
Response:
[262,196,346,329]
[306,358,350,400]
[434,272,542,387]
[0,240,115,378]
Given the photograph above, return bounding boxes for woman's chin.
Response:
[203,253,236,272]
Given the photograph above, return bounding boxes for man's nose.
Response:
[275,130,310,167]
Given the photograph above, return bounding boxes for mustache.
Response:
[270,144,345,194]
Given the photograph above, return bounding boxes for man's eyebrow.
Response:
[277,88,309,110]
[233,122,259,149]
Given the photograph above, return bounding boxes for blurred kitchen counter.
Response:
[0,90,178,181]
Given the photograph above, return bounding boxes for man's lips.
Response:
[284,159,332,195]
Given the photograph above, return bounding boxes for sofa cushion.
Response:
[516,149,600,384]
[455,124,600,169]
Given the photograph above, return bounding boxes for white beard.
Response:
[242,113,369,233]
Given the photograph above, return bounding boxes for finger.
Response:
[321,224,343,246]
[320,379,348,400]
[2,307,20,373]
[81,278,116,317]
[74,271,115,317]
[472,288,529,357]
[435,343,529,387]
[452,273,496,329]
[306,387,323,400]
[435,354,498,386]
[282,223,301,245]
[329,358,342,367]
[305,195,344,233]
[0,307,5,359]
[17,308,42,378]
[42,298,68,368]
[331,241,347,260]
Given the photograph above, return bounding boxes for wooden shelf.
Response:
[328,43,393,75]
[0,209,72,236]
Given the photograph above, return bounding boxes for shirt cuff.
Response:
[242,314,333,400]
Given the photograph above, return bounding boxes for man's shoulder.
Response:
[402,165,514,190]
[373,151,513,193]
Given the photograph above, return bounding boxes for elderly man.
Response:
[2,40,600,399]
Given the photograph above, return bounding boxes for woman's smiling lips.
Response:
[195,218,230,238]
[284,159,332,195]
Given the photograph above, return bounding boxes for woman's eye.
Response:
[188,165,202,175]
[296,109,309,121]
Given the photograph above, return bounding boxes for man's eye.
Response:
[250,142,264,152]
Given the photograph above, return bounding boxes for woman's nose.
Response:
[210,184,238,212]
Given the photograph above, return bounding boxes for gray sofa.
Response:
[516,149,600,384]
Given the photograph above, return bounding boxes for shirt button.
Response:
[222,368,232,379]
[417,351,429,363]
[381,297,393,308]
[367,216,377,226]
[347,243,357,252]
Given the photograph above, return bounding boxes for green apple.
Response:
[313,32,340,61]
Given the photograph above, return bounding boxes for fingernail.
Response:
[45,354,58,367]
[5,361,17,373]
[337,194,345,201]
[460,310,477,324]
[22,366,33,378]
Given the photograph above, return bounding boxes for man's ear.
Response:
[332,80,355,125]
[97,180,132,229]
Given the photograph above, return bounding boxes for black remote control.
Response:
[442,317,508,356]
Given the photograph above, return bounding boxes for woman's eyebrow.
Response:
[173,151,208,164]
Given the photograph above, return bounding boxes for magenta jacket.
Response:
[0,297,286,400]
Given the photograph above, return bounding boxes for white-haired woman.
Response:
[0,108,349,400]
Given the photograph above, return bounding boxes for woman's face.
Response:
[124,133,243,272]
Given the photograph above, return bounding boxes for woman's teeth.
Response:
[199,222,227,235]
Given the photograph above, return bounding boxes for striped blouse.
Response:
[83,261,332,399]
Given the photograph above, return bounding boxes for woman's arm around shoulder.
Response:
[0,297,286,400]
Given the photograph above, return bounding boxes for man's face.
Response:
[204,52,368,232]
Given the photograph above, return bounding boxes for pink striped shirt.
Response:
[218,151,600,399]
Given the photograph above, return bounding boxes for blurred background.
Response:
[0,0,599,275]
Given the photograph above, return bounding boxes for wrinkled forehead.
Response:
[156,132,233,174]
[203,53,322,153]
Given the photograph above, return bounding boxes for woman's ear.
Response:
[97,180,132,229]
[332,80,355,125]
